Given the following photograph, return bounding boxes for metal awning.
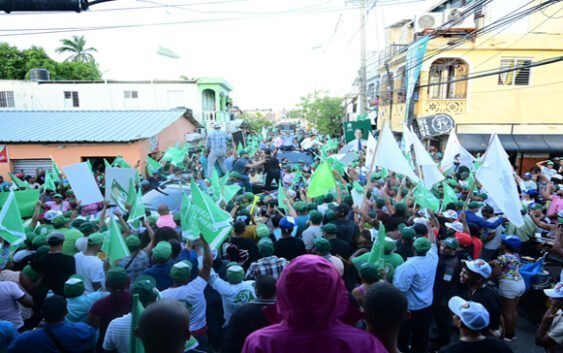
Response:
[457,134,563,153]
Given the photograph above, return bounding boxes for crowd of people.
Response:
[0,122,562,353]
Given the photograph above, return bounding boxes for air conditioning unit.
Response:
[443,8,476,29]
[414,13,443,33]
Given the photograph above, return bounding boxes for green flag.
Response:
[278,184,288,211]
[104,159,112,170]
[0,190,26,245]
[368,222,386,266]
[102,216,130,264]
[0,189,39,219]
[413,183,440,212]
[237,143,244,154]
[441,181,457,211]
[113,155,132,169]
[146,156,162,175]
[223,184,241,204]
[43,171,56,192]
[189,181,232,250]
[86,159,94,174]
[130,294,145,353]
[307,161,336,199]
[52,161,62,180]
[8,173,29,190]
[180,193,200,240]
[126,179,136,207]
[209,169,223,202]
[128,189,145,222]
[161,147,178,163]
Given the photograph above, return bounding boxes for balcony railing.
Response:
[423,99,466,115]
[202,110,217,121]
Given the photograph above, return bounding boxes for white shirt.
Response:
[74,252,105,294]
[161,277,208,331]
[209,275,255,325]
[301,225,323,250]
[541,166,557,180]
[103,313,131,353]
[0,281,25,329]
[483,216,502,250]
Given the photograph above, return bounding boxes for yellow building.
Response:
[375,0,563,171]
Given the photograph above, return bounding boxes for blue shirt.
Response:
[0,321,17,352]
[233,158,250,175]
[66,292,109,324]
[206,131,232,155]
[464,211,504,230]
[142,262,174,291]
[393,244,439,311]
[9,322,95,353]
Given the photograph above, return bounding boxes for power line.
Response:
[470,79,563,94]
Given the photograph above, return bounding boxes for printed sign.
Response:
[416,114,455,137]
[343,120,372,143]
[109,179,128,212]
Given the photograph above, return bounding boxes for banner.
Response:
[109,180,128,213]
[0,145,8,163]
[63,163,104,206]
[343,120,372,143]
[405,36,430,123]
[105,167,135,201]
[0,189,40,219]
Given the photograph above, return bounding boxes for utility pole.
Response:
[358,0,368,115]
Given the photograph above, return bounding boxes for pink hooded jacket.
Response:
[242,255,388,353]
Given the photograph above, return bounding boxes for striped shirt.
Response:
[206,130,232,155]
[103,314,131,353]
[245,256,288,280]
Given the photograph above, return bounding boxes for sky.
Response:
[0,0,436,110]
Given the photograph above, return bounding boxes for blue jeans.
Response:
[239,175,252,193]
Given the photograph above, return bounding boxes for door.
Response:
[12,159,52,177]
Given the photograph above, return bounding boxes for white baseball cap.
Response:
[448,296,490,331]
[445,221,464,233]
[544,282,563,299]
[442,210,458,219]
[462,259,492,279]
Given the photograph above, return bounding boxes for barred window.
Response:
[498,58,531,86]
[428,58,468,99]
[0,91,15,108]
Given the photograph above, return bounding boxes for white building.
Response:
[0,77,235,129]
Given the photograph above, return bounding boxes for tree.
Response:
[241,111,274,133]
[0,42,101,80]
[294,91,344,136]
[56,35,97,63]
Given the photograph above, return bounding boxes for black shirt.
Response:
[274,237,306,261]
[434,255,461,305]
[223,300,274,353]
[229,237,259,271]
[263,156,280,173]
[34,252,76,296]
[328,238,352,260]
[438,337,513,353]
[463,285,502,331]
[330,219,359,248]
[396,240,414,261]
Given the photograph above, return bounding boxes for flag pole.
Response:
[361,119,386,210]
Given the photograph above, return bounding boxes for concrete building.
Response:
[373,0,563,171]
[0,109,200,177]
[0,77,233,129]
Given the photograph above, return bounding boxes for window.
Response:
[395,66,406,103]
[498,58,531,86]
[63,91,80,107]
[428,58,468,99]
[380,72,394,105]
[124,90,139,99]
[0,91,15,108]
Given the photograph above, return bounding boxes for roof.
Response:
[0,109,198,143]
[36,79,198,85]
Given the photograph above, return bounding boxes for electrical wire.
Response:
[470,79,563,94]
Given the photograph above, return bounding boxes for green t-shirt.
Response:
[382,252,404,282]
[60,228,84,256]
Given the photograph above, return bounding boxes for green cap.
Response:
[226,265,245,284]
[314,238,331,254]
[370,172,382,182]
[325,210,337,222]
[126,235,141,250]
[32,235,47,248]
[53,193,63,198]
[413,237,432,254]
[476,193,488,200]
[455,201,465,209]
[467,201,482,210]
[132,275,158,305]
[294,201,307,212]
[309,211,323,224]
[64,275,85,298]
[256,224,270,239]
[107,267,129,289]
[531,203,544,211]
[359,263,382,283]
[88,232,105,245]
[375,198,385,208]
[229,171,241,179]
[258,238,274,256]
[442,237,459,250]
[71,218,86,229]
[307,203,318,211]
[79,222,96,234]
[547,161,555,165]
[243,192,254,201]
[52,215,70,229]
[321,224,337,234]
[148,216,158,228]
[152,241,172,261]
[170,261,193,283]
[240,150,249,155]
[400,227,415,240]
[35,224,54,236]
[324,194,335,203]
[384,239,395,254]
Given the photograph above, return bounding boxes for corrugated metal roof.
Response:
[0,109,191,143]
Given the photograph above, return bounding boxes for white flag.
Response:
[373,123,419,183]
[401,123,414,155]
[441,130,475,172]
[476,135,524,227]
[411,129,444,189]
[365,132,378,170]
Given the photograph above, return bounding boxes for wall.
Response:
[0,141,145,178]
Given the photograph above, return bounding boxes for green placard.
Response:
[0,189,40,219]
[343,120,372,143]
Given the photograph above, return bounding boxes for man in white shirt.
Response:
[0,281,33,330]
[74,232,105,293]
[301,211,324,251]
[480,205,502,261]
[209,265,256,326]
[161,239,212,347]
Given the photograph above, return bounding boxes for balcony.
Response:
[423,99,466,115]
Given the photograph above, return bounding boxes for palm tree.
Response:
[56,35,97,63]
